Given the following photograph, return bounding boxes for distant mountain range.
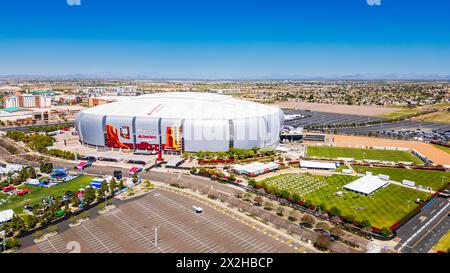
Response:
[0,73,450,81]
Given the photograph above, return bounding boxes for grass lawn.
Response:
[380,109,424,119]
[307,146,423,164]
[429,103,450,110]
[259,173,430,229]
[431,144,450,155]
[423,112,450,124]
[0,175,94,213]
[432,231,450,252]
[352,166,450,191]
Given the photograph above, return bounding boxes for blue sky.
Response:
[1,0,450,78]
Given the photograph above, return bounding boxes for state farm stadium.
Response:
[75,92,284,153]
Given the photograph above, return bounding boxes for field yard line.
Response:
[399,201,450,252]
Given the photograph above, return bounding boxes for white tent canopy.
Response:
[343,174,389,195]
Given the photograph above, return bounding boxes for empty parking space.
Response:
[19,189,301,253]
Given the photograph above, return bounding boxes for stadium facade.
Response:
[76,92,284,152]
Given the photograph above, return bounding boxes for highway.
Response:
[395,196,450,253]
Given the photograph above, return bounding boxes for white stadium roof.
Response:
[81,92,281,120]
[343,174,389,195]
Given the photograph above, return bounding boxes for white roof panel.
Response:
[81,92,281,120]
[343,174,389,195]
[300,160,336,169]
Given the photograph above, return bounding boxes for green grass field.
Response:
[431,144,450,155]
[307,146,423,164]
[0,175,94,213]
[259,173,430,228]
[423,112,450,124]
[433,231,450,252]
[380,109,425,119]
[352,166,450,191]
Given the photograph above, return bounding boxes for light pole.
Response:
[152,226,159,247]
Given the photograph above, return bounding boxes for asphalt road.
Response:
[395,196,450,253]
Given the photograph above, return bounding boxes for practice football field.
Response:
[306,145,423,164]
[259,173,430,229]
[352,165,450,191]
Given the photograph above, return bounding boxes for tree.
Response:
[6,237,21,249]
[247,178,257,188]
[39,162,53,173]
[97,182,109,202]
[25,215,38,230]
[47,225,58,233]
[69,216,79,225]
[27,167,37,179]
[314,234,332,251]
[263,201,273,210]
[330,227,343,238]
[329,206,341,217]
[301,214,316,227]
[253,196,263,206]
[316,221,330,231]
[80,211,89,220]
[243,192,252,201]
[318,203,327,212]
[33,230,44,240]
[276,207,284,216]
[83,187,96,206]
[288,209,297,221]
[132,173,139,184]
[97,203,106,211]
[380,227,392,237]
[343,214,356,224]
[292,193,301,203]
[118,179,124,190]
[360,219,371,228]
[109,178,117,196]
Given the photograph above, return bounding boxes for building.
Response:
[76,92,284,152]
[230,162,279,177]
[343,173,389,196]
[299,160,337,170]
[303,133,326,142]
[88,96,127,107]
[3,93,51,108]
[0,209,15,225]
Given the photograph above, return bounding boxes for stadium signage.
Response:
[138,134,157,139]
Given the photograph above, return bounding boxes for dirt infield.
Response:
[332,135,450,166]
[274,101,397,116]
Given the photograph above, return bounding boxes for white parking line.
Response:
[131,202,223,253]
[154,192,281,252]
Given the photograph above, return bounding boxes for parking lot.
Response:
[284,110,384,128]
[19,189,303,253]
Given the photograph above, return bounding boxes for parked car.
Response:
[16,188,30,196]
[75,161,92,170]
[129,166,143,175]
[2,185,17,193]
